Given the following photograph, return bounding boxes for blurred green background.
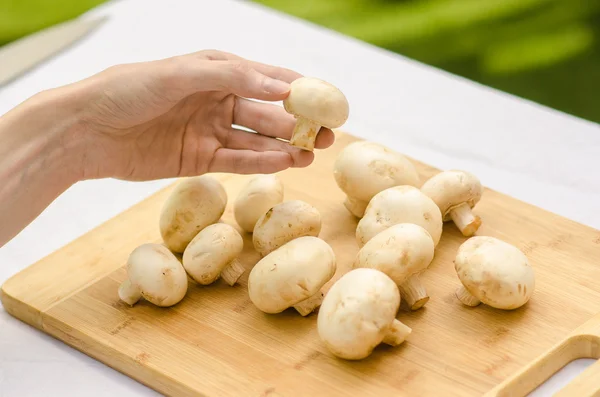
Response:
[2,0,599,124]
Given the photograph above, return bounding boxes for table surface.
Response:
[0,0,599,395]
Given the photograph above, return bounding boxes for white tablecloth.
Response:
[1,0,599,395]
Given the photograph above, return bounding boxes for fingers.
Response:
[191,49,303,83]
[206,60,293,101]
[208,149,293,174]
[223,128,315,168]
[168,52,302,101]
[233,98,335,149]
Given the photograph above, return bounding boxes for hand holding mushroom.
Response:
[454,236,535,310]
[283,77,349,151]
[421,170,483,236]
[317,268,412,360]
[119,243,189,307]
[248,236,336,316]
[333,141,420,218]
[354,223,435,310]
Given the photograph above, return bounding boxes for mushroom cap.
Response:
[454,236,535,310]
[333,141,420,203]
[248,236,336,314]
[127,243,189,307]
[283,77,349,129]
[354,223,435,285]
[182,223,244,285]
[356,185,443,247]
[317,268,400,360]
[233,174,284,233]
[159,175,228,253]
[420,170,483,220]
[252,199,321,256]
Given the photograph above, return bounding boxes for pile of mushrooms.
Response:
[318,268,411,360]
[248,236,336,316]
[115,76,536,365]
[356,185,443,248]
[333,141,420,217]
[353,223,435,310]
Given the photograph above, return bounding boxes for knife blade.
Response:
[0,16,108,87]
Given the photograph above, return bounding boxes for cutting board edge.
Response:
[0,182,175,315]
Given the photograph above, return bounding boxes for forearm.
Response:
[0,85,86,247]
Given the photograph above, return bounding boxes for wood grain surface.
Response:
[2,132,600,397]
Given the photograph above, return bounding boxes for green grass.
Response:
[0,0,107,45]
[254,0,600,124]
[3,0,599,124]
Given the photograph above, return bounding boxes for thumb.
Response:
[197,60,292,101]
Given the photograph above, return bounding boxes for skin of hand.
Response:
[0,49,335,247]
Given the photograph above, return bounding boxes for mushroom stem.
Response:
[455,286,481,307]
[344,196,368,218]
[450,202,481,236]
[290,117,320,151]
[118,279,142,306]
[382,319,412,346]
[220,259,245,286]
[398,274,430,310]
[293,291,324,316]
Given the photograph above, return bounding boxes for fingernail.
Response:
[263,77,290,94]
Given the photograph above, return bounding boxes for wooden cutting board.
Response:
[2,132,600,397]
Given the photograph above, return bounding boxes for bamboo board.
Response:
[3,132,600,397]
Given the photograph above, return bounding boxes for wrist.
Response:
[0,83,90,186]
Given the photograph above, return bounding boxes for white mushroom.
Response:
[182,223,245,286]
[454,236,535,310]
[233,174,284,233]
[317,268,411,360]
[118,243,188,307]
[248,236,336,316]
[159,175,227,253]
[421,170,483,236]
[354,223,435,310]
[333,141,420,218]
[252,200,321,256]
[283,77,349,151]
[356,185,443,248]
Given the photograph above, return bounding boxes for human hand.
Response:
[73,50,335,181]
